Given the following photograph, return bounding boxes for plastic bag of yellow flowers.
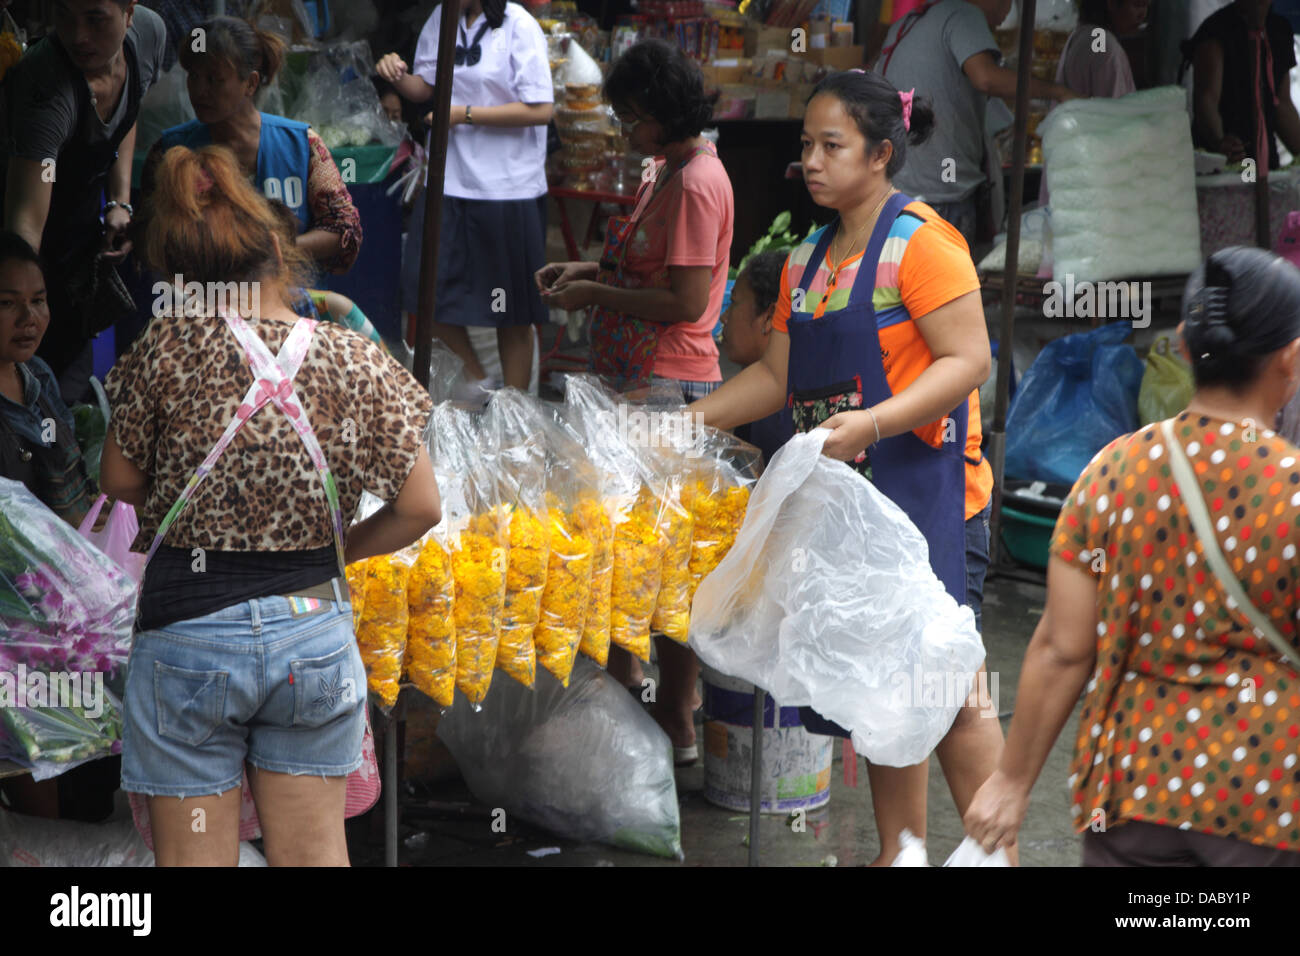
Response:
[432,403,510,708]
[484,390,554,688]
[351,546,416,712]
[684,428,763,606]
[405,526,458,709]
[562,375,673,664]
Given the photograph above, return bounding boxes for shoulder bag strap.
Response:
[1160,417,1300,670]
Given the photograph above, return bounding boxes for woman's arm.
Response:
[4,159,53,252]
[963,556,1098,852]
[447,102,553,127]
[344,447,441,565]
[375,53,435,104]
[301,129,362,273]
[543,265,712,325]
[820,290,990,460]
[100,432,150,507]
[689,330,789,431]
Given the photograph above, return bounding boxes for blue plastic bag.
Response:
[1005,322,1144,485]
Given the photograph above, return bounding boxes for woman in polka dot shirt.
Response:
[966,247,1300,866]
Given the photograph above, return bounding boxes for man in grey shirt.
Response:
[877,0,1077,247]
[2,0,168,402]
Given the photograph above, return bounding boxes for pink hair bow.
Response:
[899,88,914,131]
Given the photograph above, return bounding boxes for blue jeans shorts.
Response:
[120,582,366,798]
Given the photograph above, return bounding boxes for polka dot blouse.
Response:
[1051,412,1300,850]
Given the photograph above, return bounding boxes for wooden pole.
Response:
[986,0,1037,565]
[413,0,465,391]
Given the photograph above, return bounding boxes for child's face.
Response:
[0,259,49,366]
[720,276,771,367]
[381,92,402,124]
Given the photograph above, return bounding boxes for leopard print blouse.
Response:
[105,314,432,552]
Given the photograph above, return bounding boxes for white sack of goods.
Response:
[1041,86,1202,282]
[689,430,985,767]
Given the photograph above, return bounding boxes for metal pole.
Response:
[412,0,464,391]
[986,0,1037,563]
[384,698,400,867]
[748,685,764,866]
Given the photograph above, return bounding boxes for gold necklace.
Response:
[830,187,896,279]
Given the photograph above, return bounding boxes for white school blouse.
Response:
[413,2,554,200]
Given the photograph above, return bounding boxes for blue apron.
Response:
[789,192,969,739]
[158,113,312,228]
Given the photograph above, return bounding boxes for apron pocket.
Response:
[790,376,872,479]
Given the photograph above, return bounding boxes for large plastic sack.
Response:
[1041,87,1201,281]
[1137,331,1194,426]
[77,494,145,583]
[484,390,554,688]
[563,376,671,663]
[431,403,510,707]
[1004,322,1143,485]
[0,478,135,777]
[437,658,683,859]
[689,431,985,767]
[0,810,267,867]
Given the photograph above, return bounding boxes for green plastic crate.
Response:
[999,505,1056,569]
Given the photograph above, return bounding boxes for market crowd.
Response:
[0,0,1297,870]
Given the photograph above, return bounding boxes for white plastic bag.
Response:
[689,431,985,767]
[890,828,930,866]
[437,658,683,859]
[1040,87,1202,281]
[943,836,1011,867]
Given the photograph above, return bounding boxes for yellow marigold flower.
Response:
[406,535,457,708]
[345,559,368,632]
[355,553,411,710]
[687,483,751,602]
[535,507,594,685]
[498,507,549,687]
[610,489,668,662]
[651,491,695,643]
[451,515,508,706]
[576,497,614,666]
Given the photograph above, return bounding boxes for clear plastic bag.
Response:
[431,403,510,707]
[484,390,553,688]
[291,41,404,149]
[350,490,414,712]
[437,659,683,859]
[0,478,136,775]
[684,427,762,609]
[689,431,986,767]
[943,836,1011,867]
[0,811,268,867]
[531,404,601,685]
[562,376,669,663]
[405,529,457,709]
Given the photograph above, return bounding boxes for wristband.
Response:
[101,200,133,224]
[466,105,473,125]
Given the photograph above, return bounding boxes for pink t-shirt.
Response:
[623,145,732,382]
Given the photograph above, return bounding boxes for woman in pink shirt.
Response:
[537,39,734,759]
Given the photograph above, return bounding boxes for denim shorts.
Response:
[120,583,366,798]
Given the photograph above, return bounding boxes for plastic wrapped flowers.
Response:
[0,479,137,769]
[405,531,457,708]
[353,548,415,711]
[498,506,548,687]
[609,487,668,662]
[534,502,594,685]
[451,508,509,706]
